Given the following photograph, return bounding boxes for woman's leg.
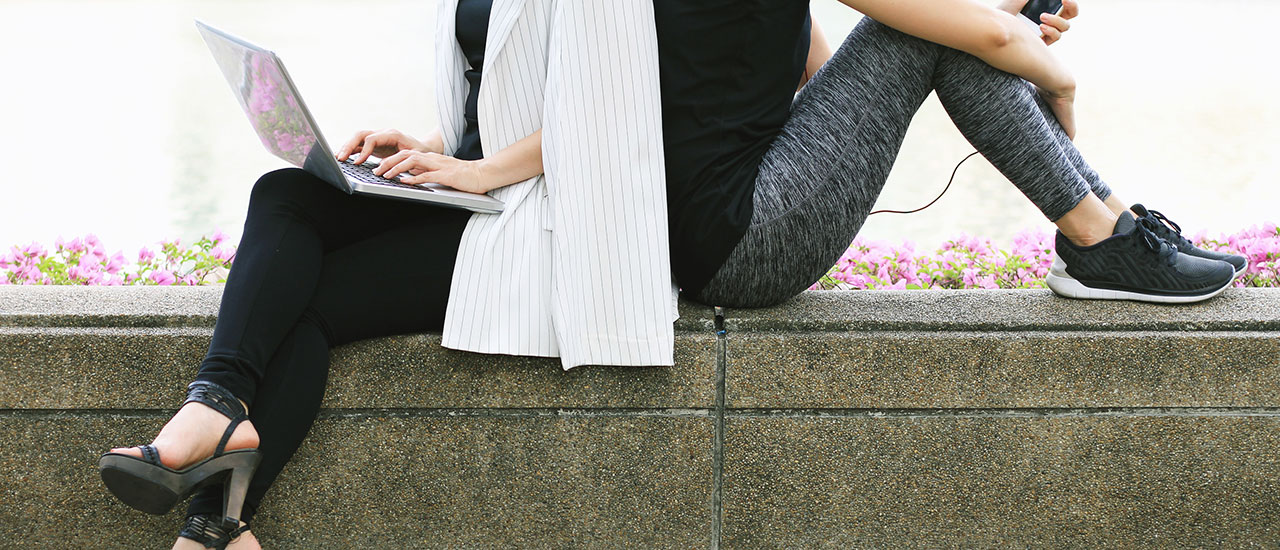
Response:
[1022,84,1113,202]
[695,18,1230,307]
[182,213,468,538]
[198,168,471,405]
[696,18,1095,306]
[111,167,468,488]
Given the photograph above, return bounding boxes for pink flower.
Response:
[138,247,155,263]
[250,87,276,115]
[65,238,85,254]
[274,130,296,152]
[211,229,229,245]
[107,252,126,274]
[150,270,176,286]
[22,242,46,257]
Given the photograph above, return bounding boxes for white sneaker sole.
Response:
[1236,259,1250,278]
[1046,257,1233,304]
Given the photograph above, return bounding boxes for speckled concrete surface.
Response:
[727,331,1280,409]
[6,286,1280,547]
[1,414,713,549]
[0,328,717,409]
[721,415,1280,549]
[0,286,225,328]
[723,289,1280,332]
[0,286,718,332]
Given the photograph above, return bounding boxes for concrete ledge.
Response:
[723,288,1280,332]
[723,415,1280,548]
[2,286,1279,548]
[0,328,719,409]
[728,331,1280,408]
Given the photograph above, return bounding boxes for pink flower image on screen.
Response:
[244,51,315,165]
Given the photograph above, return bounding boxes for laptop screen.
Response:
[197,22,323,172]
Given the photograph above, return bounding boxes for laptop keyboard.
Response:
[339,160,432,192]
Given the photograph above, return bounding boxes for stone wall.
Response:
[2,286,1278,548]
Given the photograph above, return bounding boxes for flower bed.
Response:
[811,224,1280,290]
[3,224,1278,289]
[1,231,234,286]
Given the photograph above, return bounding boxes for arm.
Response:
[836,0,1078,136]
[473,130,544,192]
[374,130,544,195]
[798,17,834,91]
[835,0,1074,95]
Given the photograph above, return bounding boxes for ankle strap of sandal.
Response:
[184,381,248,457]
[179,514,249,550]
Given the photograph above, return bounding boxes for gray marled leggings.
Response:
[695,18,1113,307]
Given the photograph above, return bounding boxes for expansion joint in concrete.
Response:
[0,407,717,420]
[710,306,727,550]
[726,407,1280,419]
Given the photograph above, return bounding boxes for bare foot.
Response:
[172,524,261,550]
[109,400,259,470]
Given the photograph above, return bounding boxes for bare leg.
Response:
[1056,194,1119,247]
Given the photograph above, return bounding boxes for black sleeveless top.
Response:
[652,1,811,295]
[455,0,493,161]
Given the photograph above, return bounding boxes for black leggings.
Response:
[187,168,471,522]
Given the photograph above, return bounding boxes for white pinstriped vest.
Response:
[436,0,679,368]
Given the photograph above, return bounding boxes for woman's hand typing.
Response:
[335,128,444,165]
[373,151,493,194]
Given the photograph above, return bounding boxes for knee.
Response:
[248,168,315,209]
[298,306,338,349]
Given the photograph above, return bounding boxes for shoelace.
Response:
[1135,218,1179,266]
[1139,209,1191,248]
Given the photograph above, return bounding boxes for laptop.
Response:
[194,20,504,214]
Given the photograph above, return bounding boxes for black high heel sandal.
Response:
[179,513,251,549]
[99,381,261,526]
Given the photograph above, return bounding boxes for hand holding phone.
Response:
[1019,0,1064,36]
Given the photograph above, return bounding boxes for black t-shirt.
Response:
[653,0,811,296]
[456,0,493,161]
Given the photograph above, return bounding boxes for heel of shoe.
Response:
[221,451,261,524]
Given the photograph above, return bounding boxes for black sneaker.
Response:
[1048,213,1235,303]
[1131,204,1249,276]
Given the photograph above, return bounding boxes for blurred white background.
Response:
[0,0,1276,256]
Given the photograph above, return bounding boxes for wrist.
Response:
[472,159,496,194]
[1042,77,1076,100]
[419,129,445,155]
[410,137,433,154]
